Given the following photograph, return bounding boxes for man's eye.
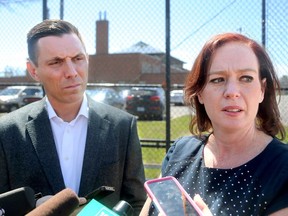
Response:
[74,56,85,61]
[210,77,224,83]
[241,76,253,82]
[49,60,62,65]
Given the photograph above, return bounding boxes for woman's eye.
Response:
[241,76,254,82]
[210,77,224,83]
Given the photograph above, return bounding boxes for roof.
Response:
[117,41,164,54]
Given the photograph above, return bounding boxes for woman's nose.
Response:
[223,81,240,98]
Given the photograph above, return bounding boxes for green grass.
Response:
[138,115,288,179]
[138,115,191,179]
[283,126,288,143]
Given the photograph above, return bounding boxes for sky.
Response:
[0,0,287,78]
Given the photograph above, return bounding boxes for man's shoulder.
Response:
[0,100,44,124]
[88,99,133,120]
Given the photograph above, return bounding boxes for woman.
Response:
[141,33,288,215]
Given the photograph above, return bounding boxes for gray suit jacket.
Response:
[0,97,146,213]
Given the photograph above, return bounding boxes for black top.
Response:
[149,136,288,216]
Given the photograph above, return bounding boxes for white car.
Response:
[170,89,184,106]
[0,86,43,112]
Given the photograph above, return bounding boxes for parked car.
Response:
[170,89,184,106]
[118,88,131,100]
[86,88,125,110]
[0,85,43,112]
[125,87,165,120]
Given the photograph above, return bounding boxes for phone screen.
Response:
[145,177,202,216]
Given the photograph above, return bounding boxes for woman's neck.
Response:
[203,130,272,169]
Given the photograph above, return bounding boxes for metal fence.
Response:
[0,0,288,179]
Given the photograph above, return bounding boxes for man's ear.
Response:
[26,60,40,82]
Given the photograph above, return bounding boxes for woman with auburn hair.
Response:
[140,33,288,216]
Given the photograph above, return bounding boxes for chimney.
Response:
[96,11,109,54]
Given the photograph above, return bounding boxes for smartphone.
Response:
[84,186,115,201]
[144,176,204,216]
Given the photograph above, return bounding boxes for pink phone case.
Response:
[144,176,204,216]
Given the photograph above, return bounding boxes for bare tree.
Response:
[0,0,39,7]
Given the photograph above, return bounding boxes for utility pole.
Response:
[262,0,266,47]
[42,0,48,20]
[60,0,64,19]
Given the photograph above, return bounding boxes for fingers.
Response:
[193,194,213,216]
[78,197,87,206]
[35,195,53,207]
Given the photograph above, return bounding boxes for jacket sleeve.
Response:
[121,116,146,215]
[0,139,9,193]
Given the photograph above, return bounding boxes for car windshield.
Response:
[0,88,21,96]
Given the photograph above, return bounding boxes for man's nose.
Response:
[63,59,78,78]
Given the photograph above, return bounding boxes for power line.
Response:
[172,0,237,51]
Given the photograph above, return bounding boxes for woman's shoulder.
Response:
[266,138,288,155]
[165,135,206,160]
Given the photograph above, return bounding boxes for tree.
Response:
[0,0,39,6]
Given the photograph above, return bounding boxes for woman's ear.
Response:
[259,78,266,103]
[197,94,204,104]
[26,60,40,82]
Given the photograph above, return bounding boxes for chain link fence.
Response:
[0,0,287,179]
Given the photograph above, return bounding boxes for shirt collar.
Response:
[46,94,89,122]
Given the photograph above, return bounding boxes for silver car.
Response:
[170,90,184,106]
[0,86,43,112]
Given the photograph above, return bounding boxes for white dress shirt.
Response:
[45,95,89,194]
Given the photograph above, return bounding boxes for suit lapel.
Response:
[78,100,111,196]
[26,99,65,194]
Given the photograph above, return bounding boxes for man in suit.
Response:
[0,19,146,214]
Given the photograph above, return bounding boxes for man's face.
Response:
[27,33,89,106]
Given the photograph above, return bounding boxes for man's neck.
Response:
[47,97,84,122]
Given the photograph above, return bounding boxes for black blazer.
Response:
[0,97,146,213]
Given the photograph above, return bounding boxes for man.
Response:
[0,19,146,214]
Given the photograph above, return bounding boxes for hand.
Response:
[36,195,53,207]
[193,194,213,216]
[78,197,87,206]
[36,195,87,207]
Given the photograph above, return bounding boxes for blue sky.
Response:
[0,0,286,77]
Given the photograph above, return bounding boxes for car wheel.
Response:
[153,114,163,121]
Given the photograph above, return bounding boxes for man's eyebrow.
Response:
[48,53,85,61]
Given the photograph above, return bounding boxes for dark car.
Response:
[86,88,125,110]
[125,87,165,120]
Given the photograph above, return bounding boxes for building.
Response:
[0,14,189,86]
[88,14,189,85]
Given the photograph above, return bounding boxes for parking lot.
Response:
[278,95,288,126]
[0,95,287,125]
[171,95,288,126]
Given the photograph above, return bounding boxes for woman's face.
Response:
[198,42,266,133]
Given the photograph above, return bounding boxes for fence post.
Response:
[165,0,171,153]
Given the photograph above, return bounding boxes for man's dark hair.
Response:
[27,19,86,66]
